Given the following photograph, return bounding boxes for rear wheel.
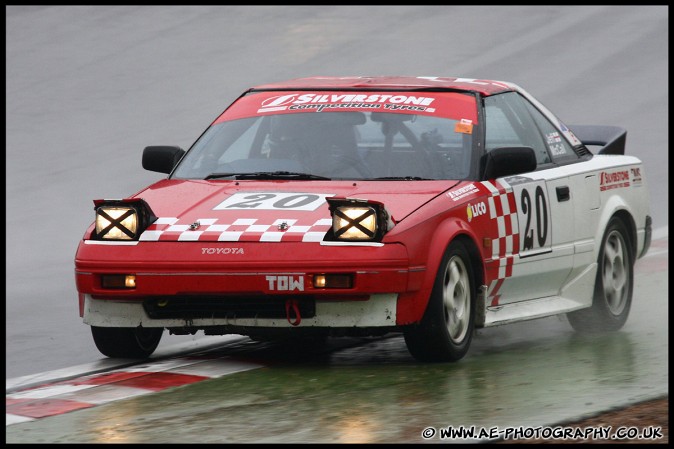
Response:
[404,240,475,362]
[91,326,163,358]
[567,217,634,332]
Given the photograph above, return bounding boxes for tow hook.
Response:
[285,299,301,326]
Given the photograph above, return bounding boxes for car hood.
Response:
[132,179,461,242]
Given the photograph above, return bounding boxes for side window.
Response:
[484,92,550,165]
[522,100,578,163]
[484,104,521,147]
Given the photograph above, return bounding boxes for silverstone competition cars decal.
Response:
[217,90,479,122]
[447,183,480,201]
[258,93,436,113]
[600,169,631,191]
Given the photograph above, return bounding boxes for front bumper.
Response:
[82,293,398,329]
[75,240,425,327]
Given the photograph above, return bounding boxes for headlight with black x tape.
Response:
[325,197,394,242]
[92,198,157,241]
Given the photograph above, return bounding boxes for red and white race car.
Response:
[74,76,652,362]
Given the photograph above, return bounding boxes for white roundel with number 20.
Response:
[511,180,551,257]
[214,192,334,211]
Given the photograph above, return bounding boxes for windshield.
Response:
[172,92,477,181]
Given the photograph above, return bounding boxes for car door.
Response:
[482,92,576,306]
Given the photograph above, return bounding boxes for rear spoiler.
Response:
[568,125,626,155]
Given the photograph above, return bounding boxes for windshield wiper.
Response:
[205,171,331,180]
[371,176,433,181]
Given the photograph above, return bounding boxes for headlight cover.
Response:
[325,198,394,242]
[91,198,157,241]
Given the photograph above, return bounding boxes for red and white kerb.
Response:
[6,356,261,426]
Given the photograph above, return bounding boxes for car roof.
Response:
[250,76,517,96]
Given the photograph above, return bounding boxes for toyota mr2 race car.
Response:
[75,76,652,362]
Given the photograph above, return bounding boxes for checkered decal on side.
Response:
[481,179,519,306]
[139,217,333,242]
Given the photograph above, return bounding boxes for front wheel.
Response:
[567,217,634,333]
[404,240,476,362]
[91,326,163,358]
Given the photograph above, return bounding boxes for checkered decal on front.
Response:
[480,179,519,306]
[139,217,333,242]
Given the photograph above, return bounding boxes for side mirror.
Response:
[481,146,537,180]
[142,146,185,174]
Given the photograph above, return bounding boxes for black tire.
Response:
[91,326,163,358]
[404,240,476,362]
[567,217,634,333]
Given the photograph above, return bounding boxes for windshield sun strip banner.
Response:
[214,91,478,124]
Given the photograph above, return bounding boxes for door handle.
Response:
[556,186,570,202]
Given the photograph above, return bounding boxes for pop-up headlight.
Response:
[325,198,394,242]
[92,198,157,241]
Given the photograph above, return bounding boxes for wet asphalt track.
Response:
[5,236,668,442]
[6,5,669,443]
